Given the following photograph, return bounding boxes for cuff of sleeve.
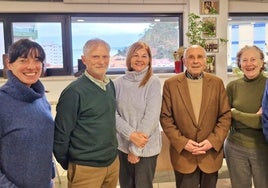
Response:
[129,144,143,156]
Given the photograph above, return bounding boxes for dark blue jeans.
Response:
[118,150,158,188]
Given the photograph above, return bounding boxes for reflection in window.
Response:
[71,16,180,73]
[12,22,63,69]
[0,22,4,69]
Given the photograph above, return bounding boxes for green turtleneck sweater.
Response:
[226,73,268,148]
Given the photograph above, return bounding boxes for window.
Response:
[228,13,268,72]
[71,14,182,74]
[0,14,70,76]
[0,13,182,76]
[12,22,63,69]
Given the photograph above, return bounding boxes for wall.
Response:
[229,1,268,13]
[0,1,186,13]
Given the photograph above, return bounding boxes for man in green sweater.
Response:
[53,38,119,188]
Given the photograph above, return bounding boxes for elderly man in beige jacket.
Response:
[160,45,231,188]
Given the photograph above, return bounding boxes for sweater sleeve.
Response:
[0,172,18,188]
[114,77,137,140]
[53,87,79,170]
[231,108,262,129]
[115,111,136,140]
[262,81,268,142]
[129,143,143,156]
[136,77,162,137]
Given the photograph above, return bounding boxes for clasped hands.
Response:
[184,139,213,155]
[128,132,148,164]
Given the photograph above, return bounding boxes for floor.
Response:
[53,160,232,188]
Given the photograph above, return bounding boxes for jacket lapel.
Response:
[198,74,212,124]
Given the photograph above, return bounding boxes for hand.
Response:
[192,139,213,155]
[184,139,200,153]
[128,152,140,164]
[130,132,148,148]
[256,107,262,115]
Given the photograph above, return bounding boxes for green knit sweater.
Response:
[53,75,118,169]
[226,73,267,148]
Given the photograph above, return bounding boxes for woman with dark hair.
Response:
[224,45,268,188]
[114,41,162,188]
[0,39,54,187]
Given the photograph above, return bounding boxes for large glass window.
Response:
[12,22,63,69]
[71,15,181,74]
[0,13,182,76]
[228,14,268,72]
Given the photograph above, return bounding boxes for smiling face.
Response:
[126,42,152,73]
[82,45,110,81]
[7,49,43,87]
[240,48,264,79]
[130,48,150,72]
[183,45,207,77]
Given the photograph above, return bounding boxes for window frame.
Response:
[0,13,183,76]
[0,13,72,76]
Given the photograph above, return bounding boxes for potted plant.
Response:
[186,13,207,47]
[202,19,216,37]
[206,55,215,73]
[185,13,227,48]
[185,13,228,73]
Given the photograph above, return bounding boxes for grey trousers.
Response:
[224,139,268,188]
[118,150,158,188]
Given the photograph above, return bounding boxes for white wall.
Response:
[0,1,186,13]
[229,1,268,13]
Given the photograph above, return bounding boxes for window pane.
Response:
[228,15,268,72]
[12,22,63,69]
[71,16,180,73]
[0,22,4,69]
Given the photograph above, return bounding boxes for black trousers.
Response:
[174,167,218,188]
[118,150,158,188]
